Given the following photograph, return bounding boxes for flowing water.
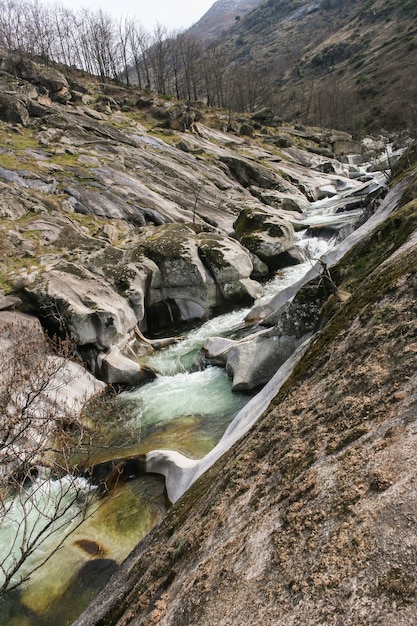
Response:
[0,169,385,625]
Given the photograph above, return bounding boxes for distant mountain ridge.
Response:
[188,0,263,40]
[190,0,417,133]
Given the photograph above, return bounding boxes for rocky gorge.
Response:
[74,145,417,626]
[1,49,417,625]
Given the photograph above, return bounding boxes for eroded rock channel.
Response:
[1,50,416,626]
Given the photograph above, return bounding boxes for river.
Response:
[0,168,385,626]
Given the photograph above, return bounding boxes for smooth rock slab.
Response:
[203,327,308,392]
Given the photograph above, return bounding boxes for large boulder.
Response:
[196,231,263,302]
[220,155,286,189]
[142,223,262,329]
[97,346,155,386]
[84,246,152,325]
[167,104,203,131]
[26,263,138,350]
[142,223,217,328]
[34,67,70,101]
[203,329,304,392]
[233,207,295,271]
[0,93,29,125]
[0,311,105,476]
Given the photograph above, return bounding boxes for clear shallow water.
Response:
[122,367,247,429]
[112,367,250,460]
[0,477,92,593]
[0,475,166,626]
[88,234,336,466]
[143,234,331,376]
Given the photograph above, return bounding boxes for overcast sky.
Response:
[45,0,216,31]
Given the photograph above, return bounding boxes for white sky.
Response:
[45,0,216,31]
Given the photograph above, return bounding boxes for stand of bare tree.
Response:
[0,0,266,113]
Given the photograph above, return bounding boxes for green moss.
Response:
[332,199,417,291]
[0,152,23,170]
[0,125,40,171]
[282,232,417,393]
[399,174,417,207]
[50,152,80,167]
[143,223,195,261]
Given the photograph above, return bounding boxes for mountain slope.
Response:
[187,0,263,40]
[219,0,417,132]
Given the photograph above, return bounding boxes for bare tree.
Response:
[202,42,228,108]
[0,0,27,54]
[126,20,152,89]
[0,314,101,595]
[25,0,56,61]
[148,23,170,95]
[179,32,201,101]
[117,16,138,86]
[167,29,183,100]
[83,8,118,81]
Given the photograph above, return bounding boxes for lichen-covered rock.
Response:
[220,154,286,189]
[249,187,308,213]
[142,223,263,328]
[167,104,203,131]
[0,185,28,218]
[234,207,294,270]
[196,231,263,303]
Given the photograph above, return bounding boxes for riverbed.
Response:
[0,168,385,626]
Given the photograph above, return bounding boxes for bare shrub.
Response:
[0,313,100,595]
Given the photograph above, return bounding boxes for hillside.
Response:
[0,47,416,625]
[218,0,417,133]
[187,0,263,40]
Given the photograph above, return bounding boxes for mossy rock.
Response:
[332,198,417,291]
[142,223,196,261]
[234,207,268,235]
[234,207,293,239]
